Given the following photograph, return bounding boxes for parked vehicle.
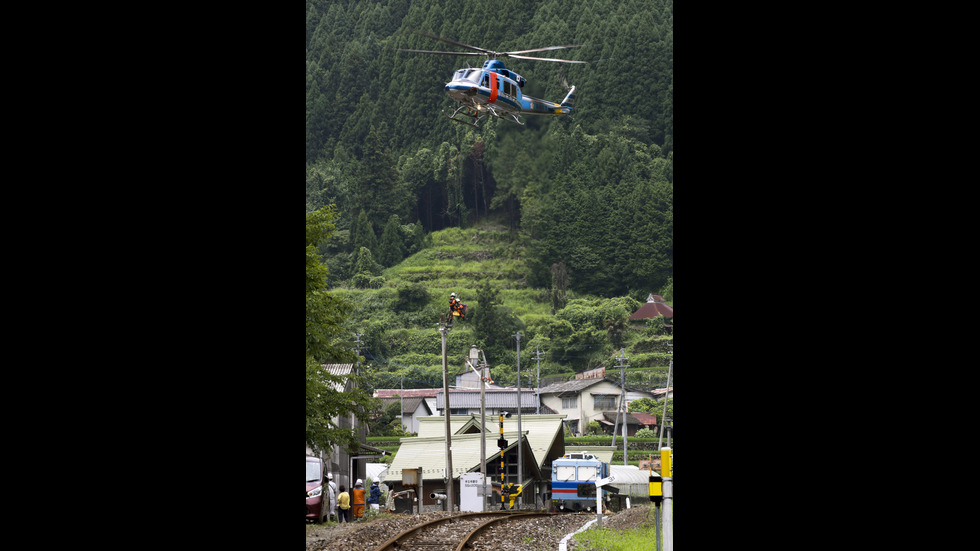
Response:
[306,456,328,523]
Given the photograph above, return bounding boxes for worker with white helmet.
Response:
[449,292,465,320]
[326,472,338,522]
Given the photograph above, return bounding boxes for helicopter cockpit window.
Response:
[481,74,489,87]
[455,69,481,83]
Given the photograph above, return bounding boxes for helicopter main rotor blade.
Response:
[398,48,486,56]
[404,32,587,64]
[504,45,583,55]
[506,54,588,64]
[414,32,498,56]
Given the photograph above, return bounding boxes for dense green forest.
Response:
[306,0,673,401]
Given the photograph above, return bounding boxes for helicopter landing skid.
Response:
[503,112,526,126]
[444,107,484,128]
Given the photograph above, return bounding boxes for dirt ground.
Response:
[305,504,657,551]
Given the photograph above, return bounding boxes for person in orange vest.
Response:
[449,292,466,320]
[352,479,366,520]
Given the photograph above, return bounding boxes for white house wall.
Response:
[542,380,655,436]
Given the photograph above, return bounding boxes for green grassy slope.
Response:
[332,220,672,392]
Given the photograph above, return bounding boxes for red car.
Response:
[306,456,328,523]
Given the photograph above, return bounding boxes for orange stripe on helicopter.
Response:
[488,71,498,103]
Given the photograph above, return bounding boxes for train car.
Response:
[551,452,611,512]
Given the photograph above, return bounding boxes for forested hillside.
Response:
[306,0,673,402]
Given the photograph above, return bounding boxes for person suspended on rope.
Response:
[449,292,466,321]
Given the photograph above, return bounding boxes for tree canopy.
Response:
[306,0,673,298]
[306,205,375,455]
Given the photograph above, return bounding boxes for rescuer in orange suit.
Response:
[449,292,465,320]
[352,479,366,519]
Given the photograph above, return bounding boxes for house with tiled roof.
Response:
[376,395,433,434]
[537,376,656,436]
[629,294,673,333]
[375,388,441,419]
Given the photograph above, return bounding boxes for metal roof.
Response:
[629,296,673,320]
[386,431,525,481]
[391,414,567,481]
[563,446,616,464]
[379,396,431,414]
[609,464,660,484]
[537,378,610,397]
[597,411,645,425]
[321,364,354,392]
[436,389,538,409]
[630,412,658,425]
[375,388,441,398]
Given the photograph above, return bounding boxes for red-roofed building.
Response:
[629,294,673,333]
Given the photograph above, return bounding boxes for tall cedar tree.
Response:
[378,214,406,267]
[306,205,374,455]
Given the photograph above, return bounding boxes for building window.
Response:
[593,395,617,410]
[562,397,576,409]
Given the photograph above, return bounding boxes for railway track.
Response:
[373,511,555,551]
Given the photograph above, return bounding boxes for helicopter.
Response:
[398,32,586,128]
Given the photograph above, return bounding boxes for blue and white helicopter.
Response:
[399,33,585,128]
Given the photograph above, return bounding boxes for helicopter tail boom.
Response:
[520,86,576,116]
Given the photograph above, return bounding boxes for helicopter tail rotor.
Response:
[560,86,577,109]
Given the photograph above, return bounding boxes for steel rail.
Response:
[454,512,554,551]
[373,511,552,551]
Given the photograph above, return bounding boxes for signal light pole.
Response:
[498,411,511,509]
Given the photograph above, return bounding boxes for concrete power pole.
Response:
[352,332,365,485]
[513,331,523,509]
[440,321,454,512]
[616,350,629,465]
[658,343,672,452]
[533,345,544,415]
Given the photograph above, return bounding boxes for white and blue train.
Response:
[551,452,609,512]
[551,452,656,512]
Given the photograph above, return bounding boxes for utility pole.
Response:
[658,343,672,451]
[469,345,489,512]
[533,345,544,414]
[611,350,628,451]
[513,331,523,509]
[353,332,363,376]
[616,350,629,465]
[352,332,364,487]
[440,320,454,512]
[400,373,405,432]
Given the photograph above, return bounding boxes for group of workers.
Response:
[328,475,383,523]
